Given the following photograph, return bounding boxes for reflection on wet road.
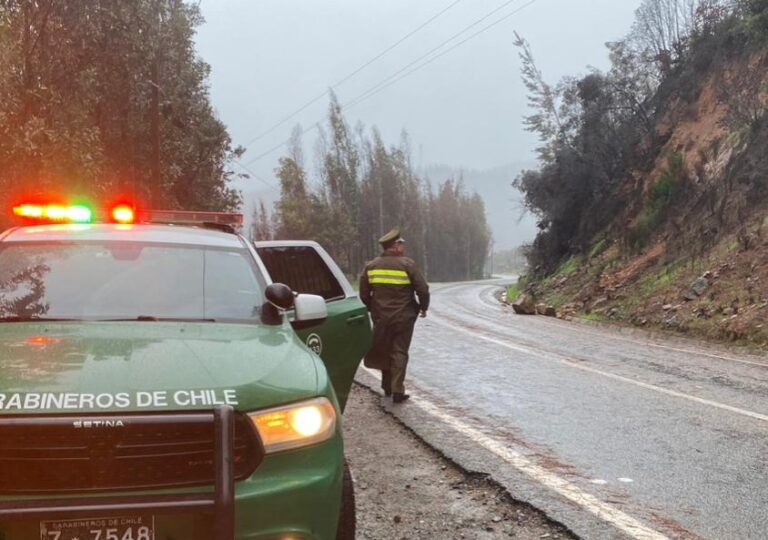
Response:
[378,280,768,540]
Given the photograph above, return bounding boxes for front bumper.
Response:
[232,434,343,540]
[0,405,344,540]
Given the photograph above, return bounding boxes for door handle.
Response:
[346,314,367,325]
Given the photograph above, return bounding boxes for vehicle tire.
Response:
[335,459,356,540]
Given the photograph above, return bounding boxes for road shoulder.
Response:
[345,381,574,539]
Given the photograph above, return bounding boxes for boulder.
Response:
[534,303,557,317]
[691,277,709,296]
[512,293,537,315]
[683,276,709,301]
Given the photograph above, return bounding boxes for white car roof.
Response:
[1,223,246,248]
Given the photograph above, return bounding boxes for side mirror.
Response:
[265,283,295,310]
[294,293,327,323]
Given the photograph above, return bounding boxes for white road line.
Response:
[430,314,768,423]
[361,367,670,540]
[564,360,768,423]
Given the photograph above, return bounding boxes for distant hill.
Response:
[422,162,538,251]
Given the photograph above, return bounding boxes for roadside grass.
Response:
[542,289,570,308]
[556,255,584,277]
[614,294,642,313]
[534,255,586,296]
[588,239,608,260]
[587,258,612,280]
[639,260,686,297]
[506,283,519,301]
[627,153,685,250]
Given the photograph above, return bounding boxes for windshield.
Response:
[0,241,265,322]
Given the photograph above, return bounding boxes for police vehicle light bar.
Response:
[12,202,242,227]
[13,204,93,223]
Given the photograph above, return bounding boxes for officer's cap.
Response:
[378,227,403,247]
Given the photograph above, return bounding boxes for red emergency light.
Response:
[111,204,136,224]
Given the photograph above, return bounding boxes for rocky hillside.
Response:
[517,2,768,351]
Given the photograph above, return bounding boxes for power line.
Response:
[243,122,323,167]
[339,0,527,109]
[240,0,465,149]
[346,0,540,110]
[243,0,539,165]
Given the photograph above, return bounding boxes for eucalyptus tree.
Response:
[0,0,240,223]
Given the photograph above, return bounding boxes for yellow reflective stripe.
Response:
[369,277,411,285]
[367,269,409,278]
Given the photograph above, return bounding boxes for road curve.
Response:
[357,280,768,540]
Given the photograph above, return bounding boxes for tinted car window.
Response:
[257,246,344,301]
[0,241,263,321]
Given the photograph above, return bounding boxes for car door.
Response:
[254,242,372,411]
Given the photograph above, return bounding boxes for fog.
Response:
[195,0,639,249]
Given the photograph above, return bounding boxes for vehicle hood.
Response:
[0,322,320,414]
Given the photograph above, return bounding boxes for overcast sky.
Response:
[194,0,640,243]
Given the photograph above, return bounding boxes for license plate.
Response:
[40,515,155,540]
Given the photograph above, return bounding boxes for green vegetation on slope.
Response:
[513,0,768,349]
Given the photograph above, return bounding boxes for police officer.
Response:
[359,227,430,403]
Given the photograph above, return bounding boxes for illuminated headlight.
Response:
[249,397,337,453]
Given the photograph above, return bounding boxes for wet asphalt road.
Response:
[356,280,768,540]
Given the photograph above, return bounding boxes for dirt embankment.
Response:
[522,53,768,351]
[526,227,768,351]
[344,384,574,540]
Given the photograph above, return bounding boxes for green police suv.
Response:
[0,204,372,540]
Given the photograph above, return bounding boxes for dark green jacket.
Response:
[359,252,429,369]
[359,253,430,320]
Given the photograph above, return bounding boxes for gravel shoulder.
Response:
[343,383,575,540]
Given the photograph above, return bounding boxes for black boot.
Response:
[393,393,410,403]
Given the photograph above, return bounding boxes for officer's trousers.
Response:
[381,321,416,394]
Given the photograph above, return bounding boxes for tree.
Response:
[273,125,316,239]
[250,199,272,241]
[628,0,733,69]
[323,92,362,272]
[513,34,660,271]
[0,0,240,230]
[271,97,491,281]
[514,32,565,163]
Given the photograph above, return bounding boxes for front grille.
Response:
[0,412,263,495]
